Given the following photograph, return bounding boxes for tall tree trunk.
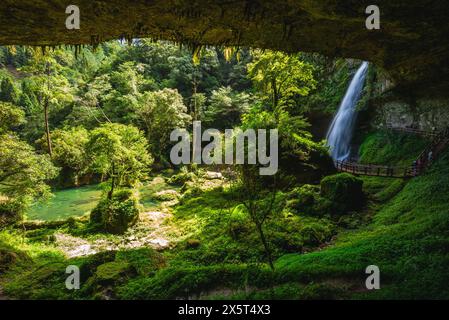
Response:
[191,71,199,162]
[44,62,53,157]
[108,162,116,200]
[44,98,52,157]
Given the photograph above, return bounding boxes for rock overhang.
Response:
[0,0,448,95]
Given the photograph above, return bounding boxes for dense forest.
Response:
[1,39,449,300]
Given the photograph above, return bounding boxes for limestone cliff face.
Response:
[373,98,449,131]
[355,63,449,132]
[0,1,448,95]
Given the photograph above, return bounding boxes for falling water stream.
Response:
[326,62,369,161]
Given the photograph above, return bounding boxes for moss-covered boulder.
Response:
[115,248,166,276]
[0,246,30,273]
[320,173,364,214]
[95,261,133,285]
[77,248,166,299]
[153,189,180,201]
[90,189,140,234]
[76,251,117,281]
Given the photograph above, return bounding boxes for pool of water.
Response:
[27,185,103,221]
[26,180,168,221]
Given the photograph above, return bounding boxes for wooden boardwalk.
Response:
[335,127,449,178]
[335,160,415,178]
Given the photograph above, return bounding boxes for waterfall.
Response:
[326,61,369,161]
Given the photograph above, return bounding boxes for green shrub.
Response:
[320,173,364,214]
[0,200,24,226]
[180,183,204,202]
[90,189,140,234]
[167,167,196,185]
[286,185,327,216]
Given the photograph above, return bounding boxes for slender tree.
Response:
[21,49,74,156]
[87,123,153,200]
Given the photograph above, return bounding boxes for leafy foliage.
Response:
[135,88,191,159]
[87,123,153,196]
[247,50,316,109]
[0,134,58,205]
[203,86,252,129]
[0,77,19,103]
[0,102,25,133]
[90,189,140,234]
[37,126,90,176]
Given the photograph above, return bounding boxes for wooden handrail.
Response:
[335,160,415,177]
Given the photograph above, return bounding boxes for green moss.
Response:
[320,173,364,214]
[362,176,404,202]
[3,261,71,299]
[180,183,204,202]
[118,264,274,299]
[275,149,449,299]
[115,248,165,276]
[96,261,132,282]
[359,130,428,166]
[76,251,117,281]
[0,241,30,273]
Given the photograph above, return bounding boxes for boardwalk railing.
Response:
[415,127,449,167]
[335,127,449,178]
[335,160,415,178]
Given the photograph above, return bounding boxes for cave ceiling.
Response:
[1,1,449,93]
